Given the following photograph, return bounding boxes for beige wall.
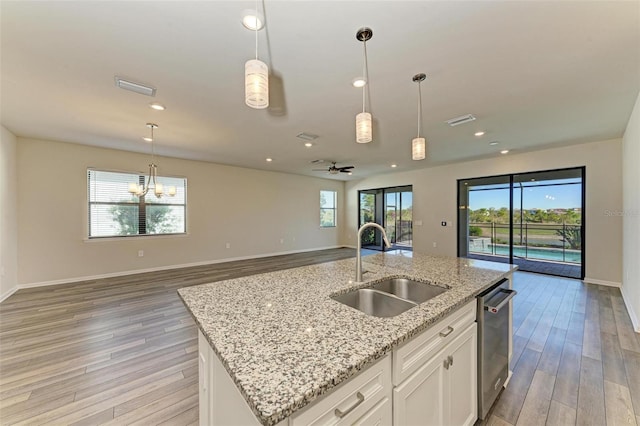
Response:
[0,126,19,300]
[17,138,344,285]
[622,91,640,331]
[344,139,623,284]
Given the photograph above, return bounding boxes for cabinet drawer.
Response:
[392,300,475,385]
[291,355,391,426]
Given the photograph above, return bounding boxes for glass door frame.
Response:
[358,185,413,251]
[457,166,585,279]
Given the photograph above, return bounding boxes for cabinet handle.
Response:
[448,355,453,367]
[334,391,365,418]
[444,358,450,370]
[439,326,454,337]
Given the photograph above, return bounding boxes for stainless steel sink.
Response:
[331,278,448,317]
[331,289,417,318]
[371,278,447,304]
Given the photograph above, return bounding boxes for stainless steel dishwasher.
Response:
[477,278,517,420]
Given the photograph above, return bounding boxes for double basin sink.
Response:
[332,277,448,318]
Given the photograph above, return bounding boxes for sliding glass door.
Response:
[458,175,512,265]
[359,185,413,251]
[458,167,584,279]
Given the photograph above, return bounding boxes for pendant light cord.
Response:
[417,81,422,138]
[254,0,259,60]
[362,40,368,114]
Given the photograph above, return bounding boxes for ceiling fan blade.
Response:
[339,169,353,173]
[338,166,354,170]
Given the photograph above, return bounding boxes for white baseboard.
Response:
[582,277,622,288]
[620,285,640,333]
[18,245,346,290]
[0,286,19,303]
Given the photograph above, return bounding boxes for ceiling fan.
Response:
[312,162,355,175]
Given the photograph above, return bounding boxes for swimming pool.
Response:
[470,244,581,264]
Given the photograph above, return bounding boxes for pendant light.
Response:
[129,123,176,198]
[245,0,268,109]
[355,27,373,143]
[412,73,427,160]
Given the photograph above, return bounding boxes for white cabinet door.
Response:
[393,347,447,426]
[198,331,211,426]
[445,323,477,426]
[393,322,477,426]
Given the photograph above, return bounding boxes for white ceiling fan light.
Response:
[411,73,427,161]
[244,1,268,109]
[355,27,373,144]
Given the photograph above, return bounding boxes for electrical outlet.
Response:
[279,238,284,244]
[433,242,437,248]
[138,250,144,257]
[226,242,231,249]
[415,220,423,226]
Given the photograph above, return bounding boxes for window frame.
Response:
[87,167,188,239]
[320,190,337,228]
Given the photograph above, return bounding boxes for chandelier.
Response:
[128,123,176,198]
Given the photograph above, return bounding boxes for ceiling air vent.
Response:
[296,132,319,141]
[114,76,156,97]
[445,114,476,127]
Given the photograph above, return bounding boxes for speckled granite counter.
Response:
[178,252,517,426]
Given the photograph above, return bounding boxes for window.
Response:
[320,190,337,227]
[88,169,186,238]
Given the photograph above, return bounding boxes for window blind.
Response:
[87,169,187,238]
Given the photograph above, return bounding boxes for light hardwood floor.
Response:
[487,272,640,426]
[1,248,639,425]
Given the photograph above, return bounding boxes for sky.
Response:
[468,182,582,210]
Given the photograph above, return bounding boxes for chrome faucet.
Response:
[356,222,392,282]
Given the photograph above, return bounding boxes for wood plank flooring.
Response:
[1,249,639,425]
[487,273,640,426]
[0,248,359,425]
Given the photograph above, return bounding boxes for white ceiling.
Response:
[1,1,639,180]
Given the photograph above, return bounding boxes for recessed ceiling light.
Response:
[391,164,397,168]
[142,137,152,142]
[500,150,509,155]
[266,158,273,162]
[304,142,313,147]
[149,102,166,111]
[489,141,499,146]
[242,10,264,31]
[348,172,353,175]
[474,131,485,137]
[352,77,367,88]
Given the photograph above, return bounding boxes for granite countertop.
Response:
[178,252,517,426]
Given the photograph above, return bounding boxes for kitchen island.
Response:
[178,251,517,426]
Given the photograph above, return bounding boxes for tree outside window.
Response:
[320,190,337,227]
